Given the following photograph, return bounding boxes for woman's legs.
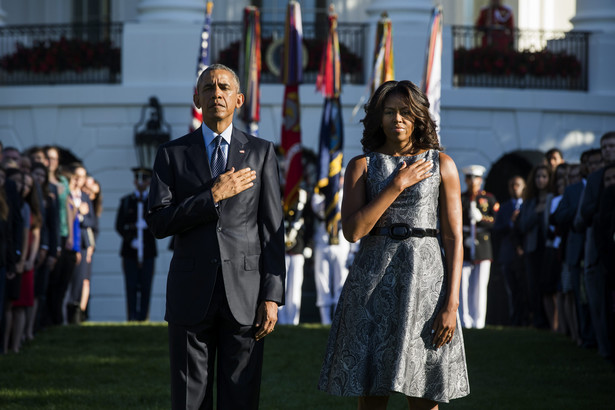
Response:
[11,307,26,353]
[2,302,13,352]
[543,293,558,331]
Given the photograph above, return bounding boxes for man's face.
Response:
[568,165,582,185]
[193,69,244,129]
[134,174,151,192]
[508,177,525,199]
[3,149,20,164]
[601,137,615,163]
[465,175,482,193]
[587,153,604,174]
[604,167,615,188]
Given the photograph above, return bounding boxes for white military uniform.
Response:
[311,192,352,325]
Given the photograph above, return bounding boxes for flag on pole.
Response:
[317,5,344,244]
[190,1,214,132]
[421,6,443,138]
[280,1,303,213]
[239,6,261,136]
[370,12,395,95]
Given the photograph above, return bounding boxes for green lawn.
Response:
[1,323,613,409]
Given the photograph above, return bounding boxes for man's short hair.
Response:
[197,64,241,93]
[600,131,615,144]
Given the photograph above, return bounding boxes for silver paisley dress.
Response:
[318,150,470,403]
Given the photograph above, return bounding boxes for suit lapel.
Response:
[219,127,249,212]
[184,127,213,186]
[226,127,248,171]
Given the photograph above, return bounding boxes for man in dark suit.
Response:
[493,175,527,326]
[551,163,587,345]
[577,132,615,359]
[115,167,158,321]
[146,64,285,409]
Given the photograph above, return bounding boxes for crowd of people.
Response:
[0,143,102,354]
[471,135,615,365]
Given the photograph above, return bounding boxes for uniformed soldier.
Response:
[115,167,157,321]
[460,165,499,329]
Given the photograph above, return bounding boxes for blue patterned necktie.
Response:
[211,135,226,178]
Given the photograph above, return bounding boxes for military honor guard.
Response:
[115,167,157,321]
[460,165,499,329]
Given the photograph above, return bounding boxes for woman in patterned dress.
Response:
[318,80,469,409]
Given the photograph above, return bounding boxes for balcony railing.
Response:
[453,25,589,91]
[0,22,122,85]
[211,21,367,84]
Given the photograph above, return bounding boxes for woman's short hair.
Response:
[360,80,441,153]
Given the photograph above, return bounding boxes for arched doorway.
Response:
[484,149,545,202]
[483,149,544,326]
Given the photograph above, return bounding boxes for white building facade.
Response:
[0,0,614,321]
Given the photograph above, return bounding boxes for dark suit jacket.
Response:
[146,126,286,327]
[493,199,522,265]
[116,192,157,259]
[551,181,585,266]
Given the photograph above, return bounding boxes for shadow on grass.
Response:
[1,323,613,409]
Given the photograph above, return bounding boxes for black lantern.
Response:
[133,96,171,170]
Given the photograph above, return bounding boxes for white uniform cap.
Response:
[462,164,486,178]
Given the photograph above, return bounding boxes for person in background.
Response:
[116,167,157,321]
[47,164,79,325]
[518,164,552,329]
[278,186,311,326]
[596,163,615,346]
[65,164,95,324]
[80,175,102,320]
[29,162,58,336]
[577,131,615,361]
[44,146,73,326]
[551,162,585,346]
[546,148,565,173]
[459,164,499,329]
[1,147,21,168]
[493,175,527,326]
[311,183,351,325]
[3,169,41,353]
[475,0,515,51]
[543,163,570,333]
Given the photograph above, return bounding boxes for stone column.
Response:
[571,0,615,94]
[365,0,434,85]
[137,0,206,23]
